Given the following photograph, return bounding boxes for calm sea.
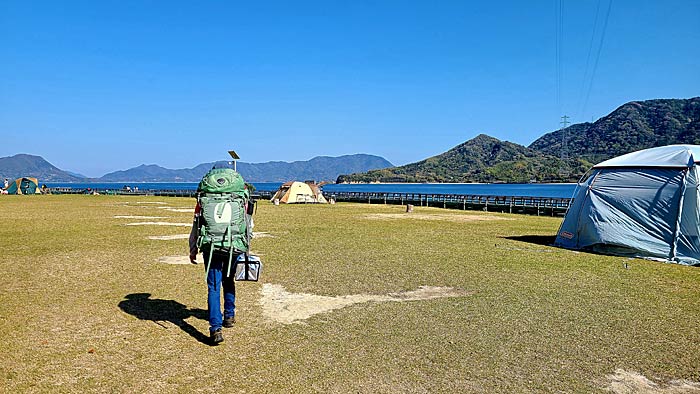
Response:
[45,182,282,192]
[45,182,577,198]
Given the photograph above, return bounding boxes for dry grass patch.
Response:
[2,197,699,393]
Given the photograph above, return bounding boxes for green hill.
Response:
[529,97,700,164]
[339,97,700,183]
[338,134,587,183]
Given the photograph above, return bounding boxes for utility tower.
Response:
[560,115,570,160]
[559,115,570,177]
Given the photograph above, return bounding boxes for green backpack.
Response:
[196,168,253,278]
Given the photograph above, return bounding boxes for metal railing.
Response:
[45,187,570,216]
[325,191,571,216]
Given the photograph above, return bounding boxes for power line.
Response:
[554,0,568,178]
[555,0,562,111]
[559,0,564,111]
[581,0,613,118]
[576,0,602,119]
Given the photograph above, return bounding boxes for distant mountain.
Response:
[0,154,84,182]
[7,97,698,185]
[98,154,393,182]
[0,153,393,183]
[338,135,582,183]
[340,97,700,183]
[98,164,197,182]
[529,97,700,164]
[236,155,394,182]
[64,170,88,178]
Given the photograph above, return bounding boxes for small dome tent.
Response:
[5,177,40,195]
[555,145,700,266]
[271,181,327,204]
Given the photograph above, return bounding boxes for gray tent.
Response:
[555,145,700,266]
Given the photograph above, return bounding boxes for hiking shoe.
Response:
[210,329,224,345]
[223,316,236,328]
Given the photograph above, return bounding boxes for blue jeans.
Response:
[203,250,236,332]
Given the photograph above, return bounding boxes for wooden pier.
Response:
[325,191,572,216]
[47,187,199,197]
[46,188,571,216]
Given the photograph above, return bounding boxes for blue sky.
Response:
[1,1,699,177]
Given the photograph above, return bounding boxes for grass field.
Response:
[1,195,699,393]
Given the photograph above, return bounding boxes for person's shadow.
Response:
[118,293,211,345]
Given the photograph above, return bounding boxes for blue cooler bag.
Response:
[234,254,262,281]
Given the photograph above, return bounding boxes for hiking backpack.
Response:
[195,168,254,278]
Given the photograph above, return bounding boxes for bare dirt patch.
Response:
[121,202,192,212]
[114,215,168,219]
[148,234,190,240]
[158,255,203,265]
[605,369,700,394]
[125,222,191,227]
[123,201,168,207]
[147,232,270,241]
[260,284,472,324]
[253,232,274,238]
[363,213,510,222]
[157,208,193,213]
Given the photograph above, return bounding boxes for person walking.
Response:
[189,201,237,345]
[188,167,252,345]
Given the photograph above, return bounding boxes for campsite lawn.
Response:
[1,194,699,393]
